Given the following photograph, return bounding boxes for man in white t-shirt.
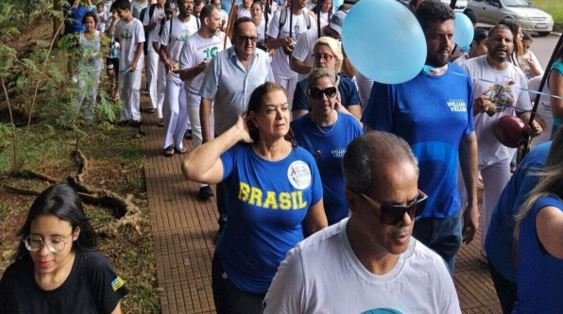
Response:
[114,0,145,125]
[461,24,543,254]
[158,0,200,156]
[266,0,316,107]
[179,4,230,199]
[264,131,461,314]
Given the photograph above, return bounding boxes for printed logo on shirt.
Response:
[238,182,308,210]
[176,31,190,42]
[287,160,312,190]
[331,149,346,158]
[120,30,133,40]
[447,100,467,112]
[111,276,125,291]
[483,82,515,112]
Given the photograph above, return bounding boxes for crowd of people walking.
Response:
[1,0,563,313]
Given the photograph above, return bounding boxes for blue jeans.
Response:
[412,210,462,274]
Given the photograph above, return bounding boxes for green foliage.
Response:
[534,1,563,31]
[0,123,15,150]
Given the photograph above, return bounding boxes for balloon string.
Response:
[450,71,562,100]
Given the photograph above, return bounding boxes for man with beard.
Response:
[178,4,230,197]
[198,17,273,229]
[266,0,315,108]
[362,1,479,274]
[158,0,199,157]
[461,24,542,256]
[263,131,461,313]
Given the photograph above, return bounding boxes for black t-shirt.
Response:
[0,250,128,314]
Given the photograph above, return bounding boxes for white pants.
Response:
[147,47,160,110]
[163,76,188,150]
[156,61,166,119]
[186,92,203,147]
[273,73,298,111]
[479,158,512,252]
[118,68,142,121]
[186,91,208,188]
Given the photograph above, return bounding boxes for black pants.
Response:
[211,254,265,314]
[488,258,517,314]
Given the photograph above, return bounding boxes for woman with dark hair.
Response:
[76,10,105,122]
[250,0,267,51]
[0,184,128,313]
[311,0,332,29]
[292,67,362,225]
[500,19,543,79]
[182,82,327,313]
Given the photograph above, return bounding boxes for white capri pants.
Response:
[163,75,188,150]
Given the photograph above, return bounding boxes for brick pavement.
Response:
[141,112,502,314]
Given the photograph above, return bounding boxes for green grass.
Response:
[534,0,563,31]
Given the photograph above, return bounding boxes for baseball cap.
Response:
[329,11,347,37]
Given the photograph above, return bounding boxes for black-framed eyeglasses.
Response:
[238,35,258,43]
[308,87,337,100]
[360,190,428,225]
[24,234,73,254]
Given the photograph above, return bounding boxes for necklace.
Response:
[312,113,338,135]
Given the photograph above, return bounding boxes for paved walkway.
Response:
[141,112,501,313]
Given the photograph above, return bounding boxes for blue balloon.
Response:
[454,12,474,48]
[342,0,426,84]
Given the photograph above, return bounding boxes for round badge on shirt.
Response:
[287,160,312,190]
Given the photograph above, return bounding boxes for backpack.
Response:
[140,5,157,54]
[278,6,312,38]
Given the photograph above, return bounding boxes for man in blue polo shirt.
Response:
[362,1,479,273]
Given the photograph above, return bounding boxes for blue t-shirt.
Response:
[217,143,323,293]
[292,75,360,112]
[64,5,90,35]
[551,60,563,136]
[485,141,550,282]
[514,195,563,313]
[362,64,474,218]
[292,112,362,225]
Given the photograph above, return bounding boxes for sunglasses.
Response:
[308,87,337,100]
[360,190,428,225]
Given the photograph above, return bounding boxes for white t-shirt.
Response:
[527,75,552,148]
[462,55,532,167]
[453,53,469,65]
[267,8,315,79]
[263,219,461,314]
[160,16,200,79]
[131,0,148,20]
[237,4,252,19]
[179,31,229,95]
[292,26,318,80]
[142,5,166,50]
[115,18,145,71]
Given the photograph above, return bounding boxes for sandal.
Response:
[175,146,188,154]
[163,146,175,157]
